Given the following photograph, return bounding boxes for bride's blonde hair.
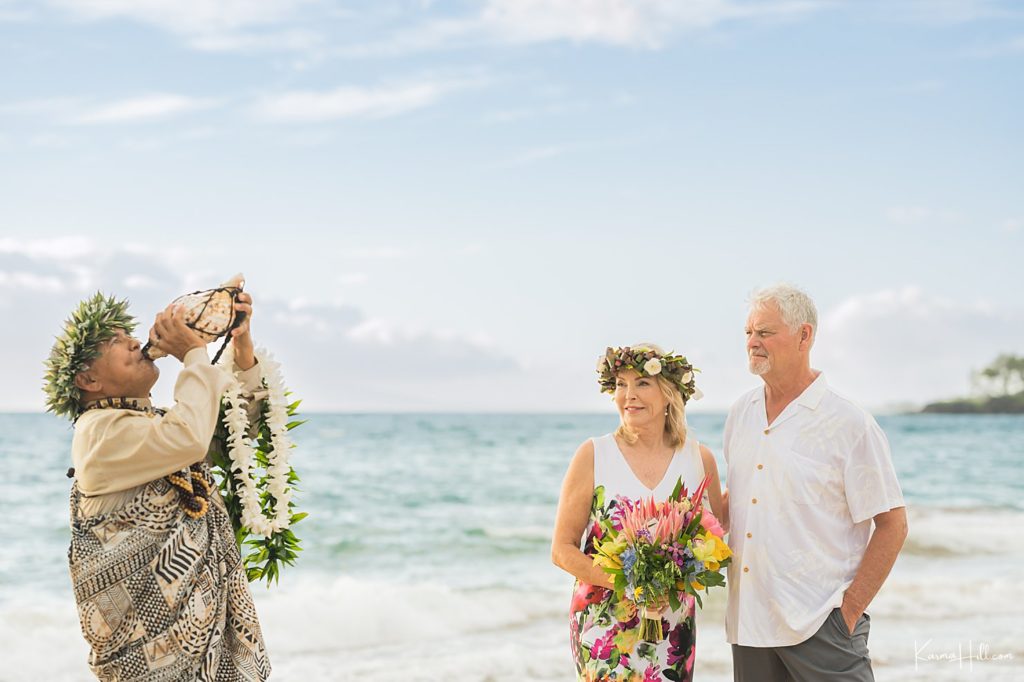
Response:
[613,342,687,449]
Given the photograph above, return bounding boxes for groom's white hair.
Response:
[749,283,818,337]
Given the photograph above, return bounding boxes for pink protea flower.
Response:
[621,496,660,542]
[643,664,661,682]
[653,504,684,543]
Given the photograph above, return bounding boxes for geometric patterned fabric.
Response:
[68,463,271,681]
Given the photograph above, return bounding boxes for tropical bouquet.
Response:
[591,476,731,641]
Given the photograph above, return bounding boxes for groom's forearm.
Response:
[841,507,908,621]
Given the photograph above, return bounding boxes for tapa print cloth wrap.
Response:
[68,463,270,681]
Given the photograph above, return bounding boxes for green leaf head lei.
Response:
[43,292,138,420]
[597,345,702,403]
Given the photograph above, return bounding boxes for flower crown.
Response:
[597,346,702,403]
[42,292,138,420]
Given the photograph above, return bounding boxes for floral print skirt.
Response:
[570,580,695,681]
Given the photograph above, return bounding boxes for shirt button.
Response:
[746,532,752,538]
[752,498,758,504]
[757,464,764,470]
[743,566,750,573]
[763,428,770,435]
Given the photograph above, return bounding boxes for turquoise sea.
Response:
[2,413,1023,681]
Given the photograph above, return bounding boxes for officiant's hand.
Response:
[231,292,256,370]
[151,305,206,362]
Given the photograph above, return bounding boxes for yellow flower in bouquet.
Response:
[692,531,732,571]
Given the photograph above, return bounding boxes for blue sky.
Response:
[1,0,1021,412]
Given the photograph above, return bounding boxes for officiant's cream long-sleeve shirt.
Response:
[71,346,262,518]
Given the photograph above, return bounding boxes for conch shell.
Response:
[142,274,246,361]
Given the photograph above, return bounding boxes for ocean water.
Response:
[2,413,1023,681]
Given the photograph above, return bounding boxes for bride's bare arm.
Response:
[700,445,728,534]
[551,440,615,588]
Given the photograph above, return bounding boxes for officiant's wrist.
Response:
[235,353,256,371]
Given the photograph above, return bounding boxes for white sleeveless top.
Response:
[577,432,708,655]
[593,433,707,505]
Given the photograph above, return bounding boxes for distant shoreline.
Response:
[920,393,1024,414]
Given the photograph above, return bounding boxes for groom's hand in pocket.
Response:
[839,596,862,635]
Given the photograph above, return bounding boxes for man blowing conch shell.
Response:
[42,281,270,681]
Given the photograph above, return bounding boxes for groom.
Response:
[43,292,270,681]
[723,284,907,681]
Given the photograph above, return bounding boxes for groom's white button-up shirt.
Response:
[723,372,905,647]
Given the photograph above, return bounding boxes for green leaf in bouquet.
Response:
[683,510,702,538]
[614,573,627,593]
[702,571,726,587]
[670,476,683,501]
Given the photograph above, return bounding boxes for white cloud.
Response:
[0,271,65,292]
[39,0,329,55]
[0,96,82,116]
[890,0,1017,25]
[343,0,829,56]
[1,238,522,412]
[815,286,1024,408]
[479,0,827,46]
[49,0,307,35]
[253,78,477,122]
[187,28,323,53]
[73,93,220,124]
[0,236,97,260]
[122,274,161,289]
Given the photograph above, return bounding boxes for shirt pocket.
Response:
[782,450,833,505]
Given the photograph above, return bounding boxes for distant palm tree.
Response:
[974,354,1024,397]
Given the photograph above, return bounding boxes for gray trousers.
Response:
[733,608,873,682]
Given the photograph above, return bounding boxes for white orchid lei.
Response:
[209,342,307,585]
